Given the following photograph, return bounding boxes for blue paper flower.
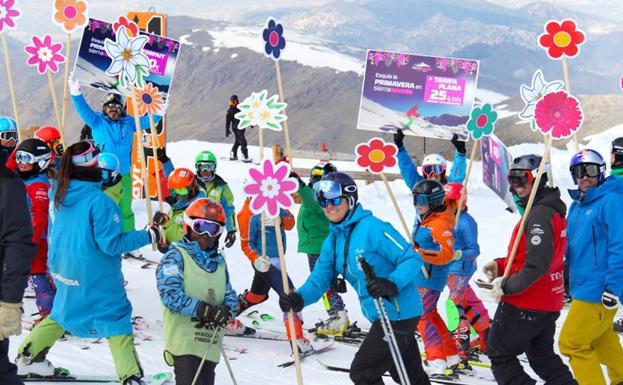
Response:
[262,18,286,60]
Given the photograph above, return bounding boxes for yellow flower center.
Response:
[122,49,132,61]
[260,110,270,121]
[369,149,385,163]
[553,31,571,48]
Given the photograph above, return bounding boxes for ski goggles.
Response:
[570,163,601,179]
[311,168,325,177]
[49,139,64,156]
[104,102,123,110]
[422,164,446,177]
[412,190,445,207]
[15,150,46,165]
[196,162,216,173]
[171,187,190,196]
[0,131,17,141]
[183,216,224,237]
[313,180,357,200]
[507,169,534,187]
[72,141,100,166]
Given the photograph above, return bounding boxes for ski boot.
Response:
[229,152,238,161]
[241,154,253,163]
[426,359,459,381]
[16,354,58,378]
[316,310,349,336]
[123,374,146,385]
[296,337,313,354]
[614,318,623,334]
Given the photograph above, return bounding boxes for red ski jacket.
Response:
[24,175,50,275]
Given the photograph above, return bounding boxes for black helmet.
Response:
[612,137,623,163]
[230,95,238,101]
[315,172,358,209]
[412,179,445,211]
[508,154,549,197]
[309,161,337,186]
[102,93,124,107]
[15,138,52,176]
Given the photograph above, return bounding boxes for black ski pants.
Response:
[173,354,218,385]
[230,128,248,158]
[0,338,23,385]
[487,301,577,385]
[350,316,430,385]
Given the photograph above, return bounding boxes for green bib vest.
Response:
[162,247,226,363]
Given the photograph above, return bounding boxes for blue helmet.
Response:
[98,152,121,187]
[0,117,18,143]
[314,172,358,209]
[569,149,606,185]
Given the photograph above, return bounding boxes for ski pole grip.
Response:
[358,257,375,282]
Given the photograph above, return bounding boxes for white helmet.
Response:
[422,153,446,168]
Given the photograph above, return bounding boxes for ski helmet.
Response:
[195,150,218,182]
[412,179,445,211]
[98,153,121,187]
[309,162,337,186]
[444,182,466,210]
[314,172,358,209]
[15,138,52,174]
[612,137,623,163]
[102,93,124,107]
[168,168,196,193]
[508,154,549,191]
[569,149,606,185]
[183,198,226,237]
[34,126,64,156]
[0,116,18,142]
[421,153,447,178]
[71,140,100,167]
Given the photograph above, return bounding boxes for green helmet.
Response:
[195,150,217,166]
[195,151,217,182]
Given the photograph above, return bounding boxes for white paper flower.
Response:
[235,90,287,131]
[104,25,150,88]
[518,69,564,121]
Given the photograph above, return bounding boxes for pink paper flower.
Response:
[0,0,21,32]
[355,137,397,174]
[24,35,66,75]
[534,91,583,140]
[243,159,298,218]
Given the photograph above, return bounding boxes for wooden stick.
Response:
[47,71,62,132]
[148,113,165,244]
[130,87,155,250]
[274,61,293,167]
[380,173,429,279]
[1,33,21,140]
[503,136,553,278]
[561,57,579,152]
[454,140,478,227]
[59,33,71,149]
[259,126,267,263]
[273,216,304,385]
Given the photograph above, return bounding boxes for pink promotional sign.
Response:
[145,50,168,76]
[423,76,466,106]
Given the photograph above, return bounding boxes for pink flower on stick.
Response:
[0,0,21,32]
[243,159,298,219]
[24,35,66,75]
[534,91,583,140]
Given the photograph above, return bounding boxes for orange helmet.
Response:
[443,182,466,210]
[168,168,195,189]
[183,198,226,236]
[34,126,63,156]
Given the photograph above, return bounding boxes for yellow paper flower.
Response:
[53,0,87,34]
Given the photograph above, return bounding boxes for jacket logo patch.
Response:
[530,227,544,235]
[530,235,542,246]
[210,190,219,197]
[162,264,179,276]
[113,213,120,223]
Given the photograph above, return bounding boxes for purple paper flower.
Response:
[262,17,286,61]
[243,159,298,218]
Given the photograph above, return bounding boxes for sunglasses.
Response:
[422,164,446,177]
[171,187,190,196]
[184,217,224,237]
[570,163,601,179]
[0,131,17,141]
[507,169,534,187]
[319,196,344,208]
[197,162,216,173]
[105,103,123,109]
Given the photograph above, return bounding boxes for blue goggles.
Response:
[318,196,344,208]
[313,180,357,208]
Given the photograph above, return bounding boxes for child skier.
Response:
[15,138,55,326]
[156,198,238,385]
[98,153,122,204]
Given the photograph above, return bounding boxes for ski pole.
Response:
[190,326,221,385]
[359,258,411,385]
[218,338,238,385]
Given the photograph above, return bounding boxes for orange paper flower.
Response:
[53,0,87,34]
[135,83,164,116]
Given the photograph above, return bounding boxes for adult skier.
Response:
[558,149,623,384]
[14,139,55,326]
[194,151,237,248]
[16,141,164,385]
[279,172,430,385]
[0,148,36,385]
[68,77,160,232]
[609,137,623,334]
[295,162,349,335]
[482,154,577,385]
[226,95,250,162]
[156,198,238,385]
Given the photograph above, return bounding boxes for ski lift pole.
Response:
[359,258,411,385]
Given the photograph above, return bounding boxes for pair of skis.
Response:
[21,372,172,384]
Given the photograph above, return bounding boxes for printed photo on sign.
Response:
[357,50,479,140]
[73,18,180,98]
[481,134,515,212]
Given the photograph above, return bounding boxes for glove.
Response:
[197,302,232,328]
[451,134,466,155]
[366,278,398,299]
[253,256,271,273]
[147,225,163,244]
[226,129,231,137]
[483,261,499,281]
[490,277,505,299]
[263,214,278,227]
[279,292,304,313]
[393,129,405,149]
[224,231,236,248]
[0,301,22,340]
[157,242,170,254]
[156,147,170,163]
[602,290,620,310]
[152,211,169,226]
[68,73,81,96]
[453,250,463,261]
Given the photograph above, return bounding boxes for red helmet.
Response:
[183,198,226,236]
[34,126,63,156]
[443,182,467,210]
[168,168,195,189]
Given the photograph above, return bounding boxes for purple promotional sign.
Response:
[357,50,479,140]
[481,133,515,212]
